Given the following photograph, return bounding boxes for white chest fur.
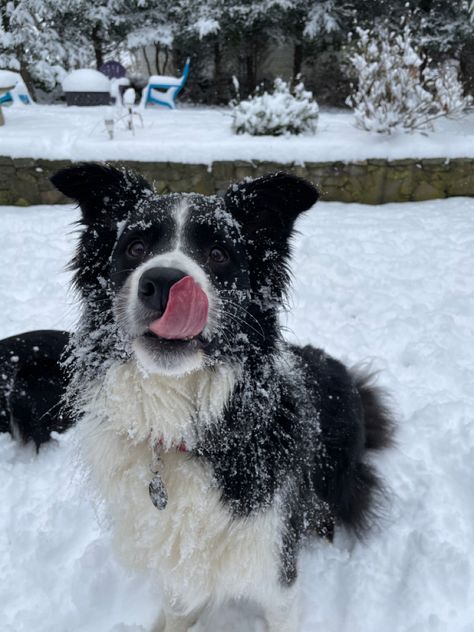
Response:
[78,361,282,610]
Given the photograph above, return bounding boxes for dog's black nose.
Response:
[138,267,186,315]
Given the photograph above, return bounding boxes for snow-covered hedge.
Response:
[231,78,319,136]
[346,24,473,134]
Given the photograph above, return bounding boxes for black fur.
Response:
[51,163,395,589]
[198,347,393,584]
[0,330,72,448]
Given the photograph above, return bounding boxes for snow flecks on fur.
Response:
[53,166,386,631]
[52,166,396,632]
[73,352,294,615]
[81,360,238,451]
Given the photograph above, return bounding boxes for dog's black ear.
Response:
[224,172,319,238]
[50,162,153,225]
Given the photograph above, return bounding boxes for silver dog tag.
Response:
[149,473,168,510]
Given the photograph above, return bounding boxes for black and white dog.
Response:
[51,163,393,632]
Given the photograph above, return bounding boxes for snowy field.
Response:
[1,198,474,632]
[1,104,474,164]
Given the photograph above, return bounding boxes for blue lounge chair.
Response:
[0,71,32,105]
[0,90,31,105]
[140,58,190,110]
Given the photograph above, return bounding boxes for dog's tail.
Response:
[353,369,395,453]
[340,367,395,536]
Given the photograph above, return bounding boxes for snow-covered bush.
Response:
[429,61,472,115]
[231,78,319,136]
[346,24,473,134]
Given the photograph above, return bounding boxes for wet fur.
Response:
[50,163,394,632]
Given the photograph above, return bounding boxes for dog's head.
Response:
[52,163,318,376]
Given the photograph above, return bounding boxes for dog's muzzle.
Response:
[138,267,209,340]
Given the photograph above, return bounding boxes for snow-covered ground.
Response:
[1,198,473,632]
[1,104,474,164]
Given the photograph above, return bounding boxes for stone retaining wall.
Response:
[1,156,473,206]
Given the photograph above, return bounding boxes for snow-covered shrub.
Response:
[231,78,319,136]
[432,61,473,115]
[346,24,473,134]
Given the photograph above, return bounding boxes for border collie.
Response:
[0,330,71,448]
[51,163,393,632]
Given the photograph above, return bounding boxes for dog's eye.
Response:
[126,240,146,259]
[209,246,229,264]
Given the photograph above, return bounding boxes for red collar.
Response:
[156,436,188,452]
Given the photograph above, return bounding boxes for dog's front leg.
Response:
[151,602,207,632]
[262,586,299,632]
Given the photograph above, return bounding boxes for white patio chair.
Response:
[139,58,190,110]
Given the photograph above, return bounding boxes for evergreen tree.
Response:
[0,0,125,96]
[2,0,473,106]
[0,0,68,92]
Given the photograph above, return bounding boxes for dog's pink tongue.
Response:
[148,276,208,340]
